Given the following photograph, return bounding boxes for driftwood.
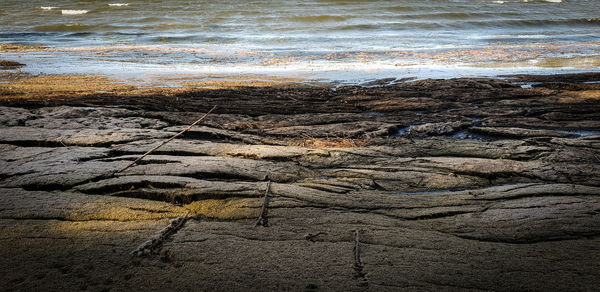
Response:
[132,211,191,256]
[353,229,361,267]
[254,180,272,227]
[117,105,217,174]
[304,232,327,241]
[353,229,367,285]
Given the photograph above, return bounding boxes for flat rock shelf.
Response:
[0,73,599,291]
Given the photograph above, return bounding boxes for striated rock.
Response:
[0,127,175,146]
[118,155,317,183]
[409,121,470,137]
[0,106,35,126]
[0,188,187,221]
[470,126,578,138]
[0,74,599,291]
[262,121,397,138]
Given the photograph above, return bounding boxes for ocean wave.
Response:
[333,18,600,31]
[104,31,146,36]
[387,5,415,11]
[65,32,94,37]
[336,24,379,31]
[468,34,552,40]
[151,35,198,42]
[61,10,88,15]
[140,23,204,30]
[337,22,446,31]
[130,17,170,23]
[403,12,487,19]
[34,24,92,32]
[289,15,350,22]
[40,6,58,10]
[492,0,562,3]
[108,3,129,7]
[463,18,600,27]
[0,32,50,38]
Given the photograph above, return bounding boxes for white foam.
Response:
[108,3,129,7]
[40,6,58,10]
[491,1,505,4]
[542,0,562,2]
[62,10,88,15]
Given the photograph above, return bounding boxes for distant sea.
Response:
[1,0,599,82]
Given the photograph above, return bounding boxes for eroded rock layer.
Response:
[1,73,599,291]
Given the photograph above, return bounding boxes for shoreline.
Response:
[2,42,600,84]
[0,72,599,290]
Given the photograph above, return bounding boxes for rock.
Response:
[263,121,397,138]
[0,74,599,291]
[409,121,470,137]
[118,155,317,183]
[0,106,35,126]
[470,126,578,138]
[0,188,186,221]
[25,106,169,130]
[75,175,267,203]
[0,127,175,146]
[0,60,25,70]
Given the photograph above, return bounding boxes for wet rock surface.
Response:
[0,73,599,291]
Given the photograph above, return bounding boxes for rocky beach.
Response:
[1,71,599,291]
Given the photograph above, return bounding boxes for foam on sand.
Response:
[62,10,88,15]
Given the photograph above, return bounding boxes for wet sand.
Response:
[0,72,599,291]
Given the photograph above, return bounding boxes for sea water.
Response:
[1,0,599,82]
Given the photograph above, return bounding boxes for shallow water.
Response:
[1,0,599,81]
